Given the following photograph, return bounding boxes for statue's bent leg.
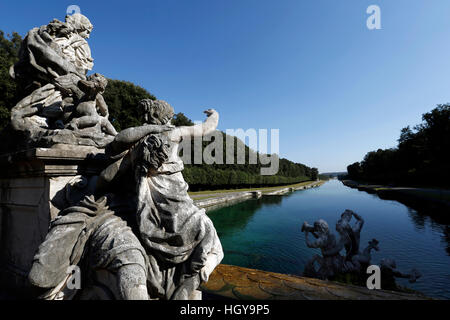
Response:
[72,115,99,130]
[171,275,202,300]
[116,253,148,300]
[101,118,118,136]
[304,254,322,278]
[89,215,149,300]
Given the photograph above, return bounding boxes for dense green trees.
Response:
[178,129,316,190]
[0,31,21,131]
[172,112,194,127]
[102,79,156,132]
[182,166,311,190]
[346,104,450,187]
[0,29,318,190]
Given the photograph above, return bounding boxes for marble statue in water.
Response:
[302,210,421,289]
[8,14,224,300]
[8,13,116,149]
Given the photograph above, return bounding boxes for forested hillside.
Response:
[0,30,318,190]
[0,31,21,130]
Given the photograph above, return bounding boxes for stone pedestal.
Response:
[0,145,107,298]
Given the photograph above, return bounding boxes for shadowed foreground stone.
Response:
[200,264,430,300]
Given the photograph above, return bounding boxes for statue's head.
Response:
[314,219,329,235]
[368,239,380,251]
[138,135,170,176]
[138,99,175,125]
[87,73,107,93]
[65,13,93,39]
[340,209,353,222]
[336,209,353,233]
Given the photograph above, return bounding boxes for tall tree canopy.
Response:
[346,104,450,187]
[102,79,156,131]
[0,31,21,130]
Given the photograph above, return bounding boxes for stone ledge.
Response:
[201,264,430,300]
[0,144,106,162]
[0,145,108,178]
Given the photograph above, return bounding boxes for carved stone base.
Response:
[0,145,107,298]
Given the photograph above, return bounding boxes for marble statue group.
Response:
[8,13,118,150]
[302,209,422,289]
[5,13,223,300]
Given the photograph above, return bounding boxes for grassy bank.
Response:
[189,180,325,200]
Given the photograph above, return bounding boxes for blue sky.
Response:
[1,0,450,172]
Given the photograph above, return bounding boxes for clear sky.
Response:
[1,0,450,172]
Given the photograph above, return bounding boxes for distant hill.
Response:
[171,115,318,190]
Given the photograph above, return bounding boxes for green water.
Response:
[207,180,450,299]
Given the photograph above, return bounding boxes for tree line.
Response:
[177,131,319,190]
[0,31,21,130]
[0,30,319,190]
[346,104,450,188]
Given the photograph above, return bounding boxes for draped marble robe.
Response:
[29,111,223,300]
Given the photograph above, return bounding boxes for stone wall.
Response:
[0,145,107,297]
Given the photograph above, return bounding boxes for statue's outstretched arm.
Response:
[169,109,219,142]
[109,124,173,154]
[352,211,364,233]
[392,270,410,279]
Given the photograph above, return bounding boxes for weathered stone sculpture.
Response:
[336,209,365,261]
[302,210,420,291]
[6,13,116,150]
[322,209,365,272]
[1,14,223,300]
[28,100,224,300]
[302,219,342,279]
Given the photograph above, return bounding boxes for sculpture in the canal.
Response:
[9,14,224,300]
[6,13,116,150]
[336,209,365,261]
[321,209,366,272]
[301,210,421,290]
[302,211,368,279]
[302,219,342,279]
